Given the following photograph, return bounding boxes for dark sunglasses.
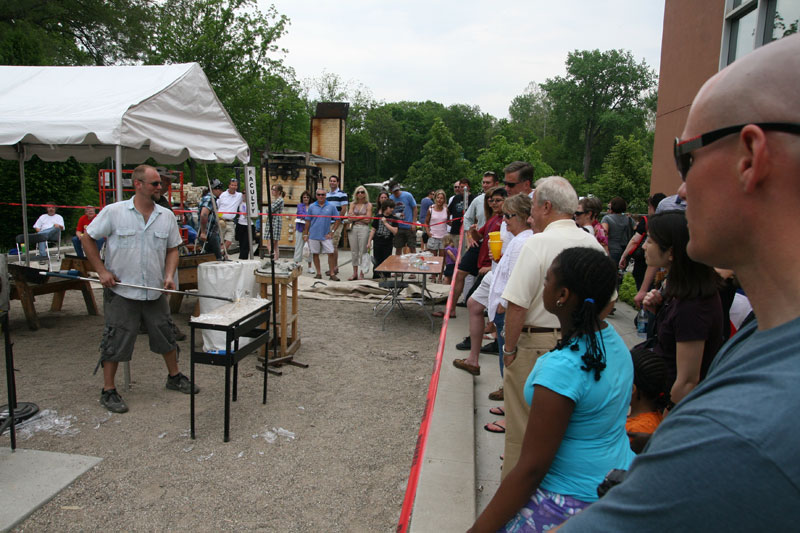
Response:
[574,210,585,216]
[316,193,326,196]
[504,180,519,188]
[674,122,800,180]
[502,213,517,220]
[148,181,162,187]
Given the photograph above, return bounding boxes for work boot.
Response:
[100,388,128,413]
[456,336,471,350]
[166,372,199,394]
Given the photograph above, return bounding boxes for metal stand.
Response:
[189,301,271,442]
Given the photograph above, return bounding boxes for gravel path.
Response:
[2,288,437,531]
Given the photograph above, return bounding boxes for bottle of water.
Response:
[636,308,648,338]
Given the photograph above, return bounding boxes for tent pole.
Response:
[115,145,123,203]
[17,145,30,267]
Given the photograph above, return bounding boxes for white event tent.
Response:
[0,62,250,264]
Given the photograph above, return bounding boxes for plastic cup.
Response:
[488,231,501,242]
[489,239,502,261]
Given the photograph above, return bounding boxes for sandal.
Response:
[348,275,357,281]
[452,358,480,376]
[432,311,456,318]
[488,387,504,401]
[484,420,506,433]
[489,406,505,416]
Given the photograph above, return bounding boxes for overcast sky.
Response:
[262,1,665,119]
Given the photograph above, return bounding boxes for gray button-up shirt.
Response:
[87,198,182,300]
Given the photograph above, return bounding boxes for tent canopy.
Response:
[0,63,250,164]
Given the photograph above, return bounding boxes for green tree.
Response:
[507,82,552,144]
[406,118,471,197]
[542,49,657,182]
[591,135,652,213]
[474,135,553,181]
[0,0,155,65]
[148,0,303,164]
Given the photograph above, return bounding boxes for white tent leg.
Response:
[114,145,131,388]
[18,145,31,267]
[115,145,123,202]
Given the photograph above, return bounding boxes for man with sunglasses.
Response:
[560,34,800,531]
[82,164,197,414]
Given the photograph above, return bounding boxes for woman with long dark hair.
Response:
[642,211,723,405]
[469,247,634,533]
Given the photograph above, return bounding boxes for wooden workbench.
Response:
[255,266,301,359]
[8,263,98,330]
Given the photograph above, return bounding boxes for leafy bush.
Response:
[618,272,637,307]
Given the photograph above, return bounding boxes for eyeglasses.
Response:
[357,191,365,194]
[488,198,504,203]
[503,213,516,220]
[483,171,497,177]
[504,180,519,188]
[674,122,800,180]
[316,193,326,196]
[148,181,161,187]
[574,210,585,216]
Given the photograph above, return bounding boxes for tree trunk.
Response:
[582,134,593,182]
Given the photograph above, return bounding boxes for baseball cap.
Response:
[210,178,224,190]
[391,184,402,192]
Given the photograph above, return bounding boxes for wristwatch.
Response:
[502,346,517,356]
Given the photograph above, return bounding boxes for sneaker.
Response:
[480,340,499,354]
[100,388,129,413]
[166,372,199,394]
[456,336,471,350]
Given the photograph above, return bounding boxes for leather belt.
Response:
[521,326,560,334]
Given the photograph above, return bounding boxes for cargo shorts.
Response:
[98,289,177,367]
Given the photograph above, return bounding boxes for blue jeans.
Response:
[72,235,106,258]
[493,311,506,378]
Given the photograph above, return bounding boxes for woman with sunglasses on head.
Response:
[642,211,723,406]
[294,190,313,271]
[345,185,372,280]
[470,247,634,533]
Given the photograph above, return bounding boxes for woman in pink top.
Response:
[425,189,449,282]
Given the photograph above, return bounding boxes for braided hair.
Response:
[630,346,671,411]
[551,247,617,381]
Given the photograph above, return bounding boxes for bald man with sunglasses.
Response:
[558,34,800,532]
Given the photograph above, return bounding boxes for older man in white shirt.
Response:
[499,176,608,478]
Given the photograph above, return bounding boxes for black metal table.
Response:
[189,299,271,442]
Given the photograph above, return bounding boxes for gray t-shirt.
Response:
[560,317,800,531]
[600,213,632,257]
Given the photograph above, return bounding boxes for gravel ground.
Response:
[1,287,438,531]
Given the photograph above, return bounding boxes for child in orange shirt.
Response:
[627,346,669,452]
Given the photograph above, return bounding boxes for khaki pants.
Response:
[501,329,560,481]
